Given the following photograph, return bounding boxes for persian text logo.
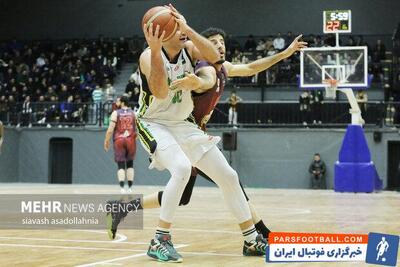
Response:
[266,232,368,263]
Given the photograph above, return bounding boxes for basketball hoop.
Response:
[323,79,338,99]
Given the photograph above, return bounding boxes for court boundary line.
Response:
[75,244,189,267]
[0,243,151,252]
[0,236,149,245]
[67,230,127,243]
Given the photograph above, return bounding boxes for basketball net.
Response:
[322,79,338,99]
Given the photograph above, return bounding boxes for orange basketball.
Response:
[142,6,178,41]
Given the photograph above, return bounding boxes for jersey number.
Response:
[120,117,133,130]
[172,90,183,104]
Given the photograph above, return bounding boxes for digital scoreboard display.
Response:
[323,10,351,33]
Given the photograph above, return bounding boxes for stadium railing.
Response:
[0,102,99,127]
[0,101,398,129]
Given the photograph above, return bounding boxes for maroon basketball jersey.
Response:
[192,61,227,130]
[113,108,136,140]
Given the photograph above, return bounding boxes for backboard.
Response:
[300,46,368,88]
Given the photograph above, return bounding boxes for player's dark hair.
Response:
[201,27,226,39]
[119,95,130,106]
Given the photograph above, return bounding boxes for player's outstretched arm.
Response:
[225,35,308,77]
[140,23,168,99]
[169,4,219,64]
[104,111,117,152]
[170,66,216,93]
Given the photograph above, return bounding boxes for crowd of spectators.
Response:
[0,33,396,128]
[0,36,140,126]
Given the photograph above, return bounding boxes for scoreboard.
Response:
[323,10,351,33]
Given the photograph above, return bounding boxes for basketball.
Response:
[142,6,178,41]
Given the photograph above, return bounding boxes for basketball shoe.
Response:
[147,234,183,263]
[106,200,128,239]
[243,233,268,256]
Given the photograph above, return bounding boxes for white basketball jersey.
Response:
[137,48,195,122]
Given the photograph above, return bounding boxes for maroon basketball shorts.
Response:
[113,137,136,162]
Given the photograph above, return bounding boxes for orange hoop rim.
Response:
[322,79,338,88]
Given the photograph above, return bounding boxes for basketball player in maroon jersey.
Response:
[104,95,137,193]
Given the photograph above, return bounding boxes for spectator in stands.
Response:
[273,32,285,51]
[0,95,7,122]
[276,58,295,83]
[58,84,69,102]
[125,70,140,105]
[370,63,384,83]
[117,37,129,67]
[35,95,47,125]
[228,91,242,127]
[7,95,18,126]
[354,35,365,46]
[265,65,277,85]
[46,96,60,127]
[313,35,324,47]
[285,31,293,49]
[373,39,386,62]
[104,82,115,102]
[256,39,266,53]
[311,90,324,124]
[324,34,337,47]
[231,48,242,64]
[71,98,87,125]
[20,95,32,127]
[60,95,75,126]
[356,90,368,115]
[264,37,274,51]
[309,153,327,189]
[244,35,257,52]
[394,39,400,64]
[92,85,103,124]
[346,36,355,46]
[36,53,46,68]
[266,46,277,57]
[130,67,141,85]
[385,97,396,126]
[102,59,116,83]
[394,103,400,126]
[299,91,311,125]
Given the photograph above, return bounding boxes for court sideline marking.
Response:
[75,244,189,267]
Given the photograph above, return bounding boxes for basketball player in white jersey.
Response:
[108,4,268,263]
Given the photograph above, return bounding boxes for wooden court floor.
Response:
[0,184,398,267]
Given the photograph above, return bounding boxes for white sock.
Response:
[242,225,258,243]
[117,169,126,182]
[127,168,134,185]
[155,226,170,237]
